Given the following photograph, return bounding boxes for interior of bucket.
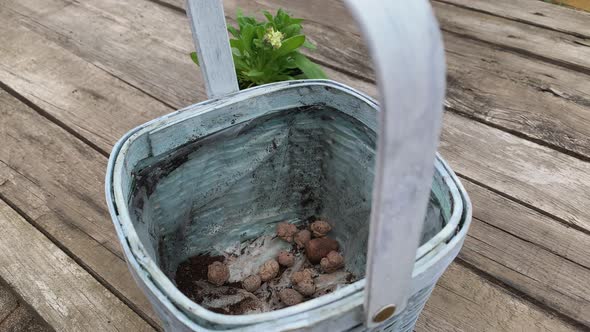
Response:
[120,83,452,312]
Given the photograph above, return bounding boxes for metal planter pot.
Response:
[106,0,472,330]
[106,80,471,331]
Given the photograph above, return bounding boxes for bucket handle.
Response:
[186,0,446,327]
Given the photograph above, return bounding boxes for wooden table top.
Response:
[0,0,588,330]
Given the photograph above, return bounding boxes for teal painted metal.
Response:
[106,0,472,330]
[106,80,472,331]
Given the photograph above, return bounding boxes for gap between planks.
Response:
[0,197,154,331]
[433,0,590,39]
[3,0,590,272]
[1,0,590,231]
[1,85,585,330]
[2,72,587,326]
[144,0,590,162]
[0,0,588,326]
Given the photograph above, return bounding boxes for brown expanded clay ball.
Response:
[305,237,339,264]
[279,288,304,306]
[276,222,298,243]
[310,220,332,238]
[294,229,312,248]
[242,275,262,292]
[259,259,280,282]
[291,268,314,284]
[277,251,295,267]
[294,279,315,296]
[320,251,344,273]
[207,261,230,286]
[291,268,315,296]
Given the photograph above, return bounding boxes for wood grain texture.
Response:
[0,88,160,327]
[2,79,580,329]
[440,111,590,234]
[6,0,590,161]
[0,0,588,328]
[0,281,19,323]
[0,305,53,332]
[0,199,154,331]
[161,0,590,160]
[0,5,173,152]
[3,0,590,234]
[433,1,590,74]
[0,2,365,150]
[443,33,590,160]
[460,180,590,326]
[436,0,590,39]
[463,181,590,271]
[463,221,590,326]
[417,263,583,332]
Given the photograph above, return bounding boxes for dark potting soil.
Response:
[175,254,223,303]
[174,233,358,315]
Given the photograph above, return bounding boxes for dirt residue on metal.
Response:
[174,226,358,316]
[175,254,224,302]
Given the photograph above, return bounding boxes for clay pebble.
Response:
[207,261,230,286]
[276,222,298,243]
[305,237,339,264]
[279,288,304,306]
[259,259,280,282]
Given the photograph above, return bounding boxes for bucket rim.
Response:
[105,79,468,328]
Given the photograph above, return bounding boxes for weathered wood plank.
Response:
[157,0,590,160]
[0,6,173,152]
[0,88,160,327]
[463,181,590,270]
[0,3,367,150]
[0,305,53,332]
[463,221,590,326]
[440,111,590,234]
[0,281,19,323]
[2,81,581,330]
[4,0,590,234]
[443,33,590,160]
[0,279,54,332]
[6,0,590,163]
[433,1,590,74]
[417,263,584,331]
[0,198,154,331]
[0,0,588,326]
[436,0,590,39]
[460,180,590,326]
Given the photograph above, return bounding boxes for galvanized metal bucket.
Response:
[105,1,472,331]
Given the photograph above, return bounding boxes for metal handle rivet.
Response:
[372,304,397,323]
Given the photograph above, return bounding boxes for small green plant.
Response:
[191,9,327,89]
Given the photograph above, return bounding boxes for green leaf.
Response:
[244,69,265,78]
[233,57,249,70]
[227,25,239,38]
[293,53,327,79]
[288,18,304,25]
[253,39,264,48]
[273,35,305,59]
[263,10,273,22]
[256,25,266,40]
[230,39,243,52]
[302,40,316,50]
[240,24,256,54]
[190,52,199,66]
[281,24,301,37]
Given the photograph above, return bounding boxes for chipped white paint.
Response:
[342,0,446,324]
[186,0,239,98]
[106,0,471,331]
